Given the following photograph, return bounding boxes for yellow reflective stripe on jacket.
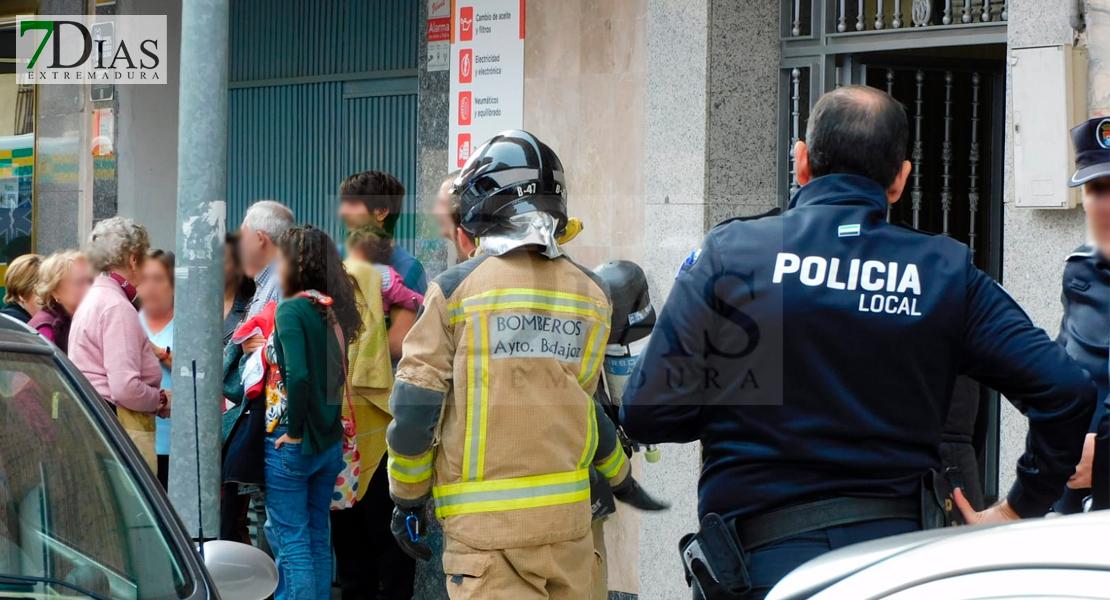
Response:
[432,469,590,518]
[463,312,490,482]
[446,288,609,325]
[388,450,434,484]
[577,322,609,386]
[597,446,626,480]
[577,395,599,471]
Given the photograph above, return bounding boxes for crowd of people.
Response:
[2,98,1107,600]
[0,169,438,600]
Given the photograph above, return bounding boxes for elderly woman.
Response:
[28,251,92,354]
[70,217,169,471]
[1,253,42,323]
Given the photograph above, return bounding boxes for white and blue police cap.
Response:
[1069,117,1110,187]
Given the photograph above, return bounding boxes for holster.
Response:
[921,467,966,529]
[680,514,751,599]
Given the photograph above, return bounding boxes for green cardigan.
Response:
[274,296,345,455]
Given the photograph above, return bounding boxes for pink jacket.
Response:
[69,276,163,413]
[376,264,423,312]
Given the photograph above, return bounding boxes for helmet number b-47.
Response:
[517,183,537,197]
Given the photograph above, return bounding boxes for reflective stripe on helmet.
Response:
[433,469,591,518]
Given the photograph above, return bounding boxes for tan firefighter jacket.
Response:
[386,248,631,550]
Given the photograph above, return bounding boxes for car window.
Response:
[0,351,192,600]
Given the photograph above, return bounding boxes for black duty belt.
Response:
[732,497,919,552]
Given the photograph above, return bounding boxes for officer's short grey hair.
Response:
[242,200,295,242]
[85,216,150,273]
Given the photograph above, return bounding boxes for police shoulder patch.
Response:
[675,249,702,279]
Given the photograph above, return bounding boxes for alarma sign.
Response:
[448,1,524,169]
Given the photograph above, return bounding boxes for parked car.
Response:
[0,314,276,600]
[768,511,1110,600]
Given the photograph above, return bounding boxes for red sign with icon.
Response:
[457,134,472,168]
[459,48,473,84]
[459,6,474,42]
[458,92,472,126]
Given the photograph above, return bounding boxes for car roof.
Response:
[768,511,1110,600]
[0,313,57,354]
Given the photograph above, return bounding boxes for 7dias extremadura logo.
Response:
[16,15,167,84]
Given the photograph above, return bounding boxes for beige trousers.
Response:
[443,533,599,600]
[592,519,609,600]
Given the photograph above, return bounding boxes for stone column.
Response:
[414,0,452,281]
[998,0,1089,494]
[639,2,709,598]
[1089,0,1110,115]
[639,1,779,598]
[34,0,95,254]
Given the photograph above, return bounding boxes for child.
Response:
[346,225,424,313]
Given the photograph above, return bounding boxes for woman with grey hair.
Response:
[70,217,170,470]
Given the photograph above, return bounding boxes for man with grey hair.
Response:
[219,199,294,544]
[239,200,294,322]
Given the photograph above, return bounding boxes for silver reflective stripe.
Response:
[389,460,433,478]
[448,305,465,322]
[462,293,602,314]
[578,323,608,384]
[464,312,486,481]
[434,478,590,508]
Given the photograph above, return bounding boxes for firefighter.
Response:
[620,86,1095,599]
[385,130,664,600]
[589,259,661,600]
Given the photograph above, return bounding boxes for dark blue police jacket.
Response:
[620,174,1095,521]
[1058,244,1109,430]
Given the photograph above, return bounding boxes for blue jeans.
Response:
[263,432,342,600]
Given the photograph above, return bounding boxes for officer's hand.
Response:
[613,477,669,511]
[390,505,432,561]
[1067,433,1097,490]
[954,488,1020,525]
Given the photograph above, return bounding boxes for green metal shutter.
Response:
[343,91,418,247]
[227,0,419,249]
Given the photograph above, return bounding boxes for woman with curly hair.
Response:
[264,225,361,600]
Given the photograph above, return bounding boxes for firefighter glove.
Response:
[613,476,670,511]
[391,505,433,561]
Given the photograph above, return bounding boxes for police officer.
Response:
[385,130,662,600]
[620,86,1096,599]
[1093,397,1109,509]
[1054,116,1110,514]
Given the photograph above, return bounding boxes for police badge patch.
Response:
[1098,119,1110,150]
